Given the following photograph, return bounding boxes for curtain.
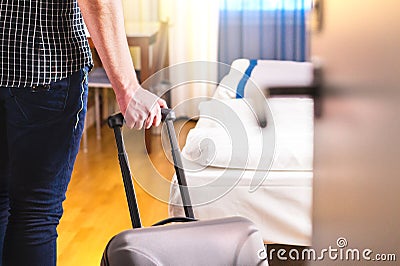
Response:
[218,0,312,69]
[122,0,159,22]
[159,0,220,118]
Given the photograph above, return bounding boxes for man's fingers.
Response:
[123,88,167,130]
[158,98,167,108]
[145,116,152,129]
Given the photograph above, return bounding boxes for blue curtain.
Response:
[218,0,312,67]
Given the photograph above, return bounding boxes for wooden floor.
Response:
[57,120,195,266]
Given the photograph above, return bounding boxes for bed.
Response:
[168,59,319,246]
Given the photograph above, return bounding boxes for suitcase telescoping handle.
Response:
[107,109,195,229]
[107,113,142,228]
[161,109,195,219]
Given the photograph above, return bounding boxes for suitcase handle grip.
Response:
[161,108,176,122]
[108,108,174,129]
[107,112,124,128]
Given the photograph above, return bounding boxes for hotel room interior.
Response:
[57,0,399,265]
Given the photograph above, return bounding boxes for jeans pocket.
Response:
[10,77,71,126]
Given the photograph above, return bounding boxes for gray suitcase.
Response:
[101,109,268,266]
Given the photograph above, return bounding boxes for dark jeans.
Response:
[0,67,89,266]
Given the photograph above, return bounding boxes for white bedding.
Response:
[169,97,314,246]
[168,59,314,246]
[169,164,313,246]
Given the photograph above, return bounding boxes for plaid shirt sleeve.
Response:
[0,0,93,87]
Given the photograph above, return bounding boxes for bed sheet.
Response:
[168,164,312,246]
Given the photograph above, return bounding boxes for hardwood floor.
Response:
[57,119,195,266]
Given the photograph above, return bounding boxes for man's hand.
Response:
[122,87,167,130]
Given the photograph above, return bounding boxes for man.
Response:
[0,0,166,265]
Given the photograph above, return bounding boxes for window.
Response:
[218,0,312,65]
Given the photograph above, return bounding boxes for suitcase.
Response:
[101,109,268,266]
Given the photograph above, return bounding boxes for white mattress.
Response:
[169,164,312,246]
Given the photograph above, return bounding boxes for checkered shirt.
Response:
[0,0,93,87]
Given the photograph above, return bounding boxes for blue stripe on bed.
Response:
[236,59,258,99]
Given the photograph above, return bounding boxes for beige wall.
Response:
[311,1,400,264]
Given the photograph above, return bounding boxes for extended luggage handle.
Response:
[159,109,195,219]
[108,112,142,228]
[108,109,195,229]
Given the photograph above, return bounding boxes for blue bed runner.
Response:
[236,59,258,99]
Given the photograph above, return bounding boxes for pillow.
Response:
[182,98,313,171]
[183,98,274,171]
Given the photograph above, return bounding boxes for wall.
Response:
[311,1,400,264]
